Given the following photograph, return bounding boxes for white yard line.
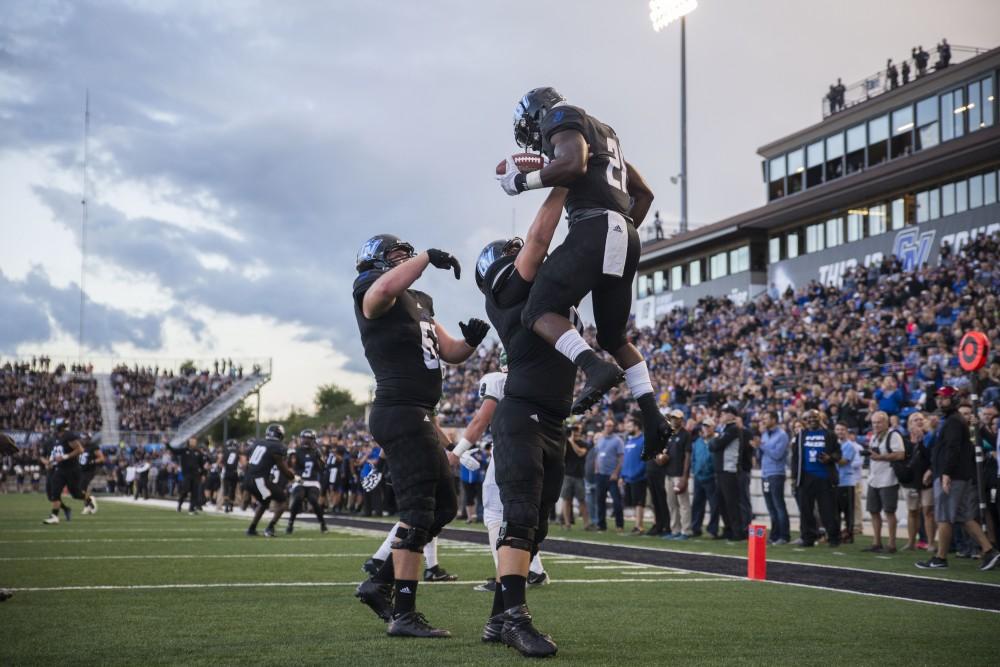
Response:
[0,552,486,561]
[10,578,727,593]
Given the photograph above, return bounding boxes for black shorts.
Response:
[369,404,456,523]
[249,475,287,504]
[625,480,648,506]
[79,468,97,493]
[47,467,83,502]
[291,485,322,506]
[223,476,238,499]
[462,480,482,503]
[492,398,566,529]
[522,211,640,352]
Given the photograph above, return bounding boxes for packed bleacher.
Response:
[0,358,102,433]
[112,363,238,433]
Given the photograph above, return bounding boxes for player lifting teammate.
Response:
[352,234,489,638]
[246,424,295,537]
[472,187,571,657]
[286,429,328,534]
[40,418,86,525]
[497,87,670,460]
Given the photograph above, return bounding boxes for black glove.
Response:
[459,319,490,347]
[426,248,461,280]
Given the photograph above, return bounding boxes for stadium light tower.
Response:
[650,0,697,234]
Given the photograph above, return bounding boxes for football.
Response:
[496,152,545,176]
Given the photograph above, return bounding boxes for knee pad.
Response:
[392,525,432,553]
[497,521,535,553]
[596,329,627,355]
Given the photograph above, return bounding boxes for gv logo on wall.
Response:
[892,228,935,271]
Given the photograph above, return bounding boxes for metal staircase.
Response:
[168,371,271,448]
[94,373,121,446]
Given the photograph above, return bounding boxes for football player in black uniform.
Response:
[498,87,669,460]
[79,433,104,515]
[221,439,241,513]
[172,437,207,514]
[286,429,328,534]
[352,234,489,638]
[473,188,571,657]
[41,418,86,525]
[246,424,295,537]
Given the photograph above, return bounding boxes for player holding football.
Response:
[352,235,490,638]
[473,188,570,657]
[497,87,669,460]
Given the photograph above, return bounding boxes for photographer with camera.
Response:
[863,411,905,553]
[561,424,591,530]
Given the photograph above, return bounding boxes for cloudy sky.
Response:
[2,0,997,416]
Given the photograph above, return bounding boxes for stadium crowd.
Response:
[0,359,102,433]
[112,363,238,433]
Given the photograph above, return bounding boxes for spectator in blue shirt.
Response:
[689,422,720,538]
[874,376,904,417]
[460,448,484,523]
[834,422,859,544]
[621,415,648,534]
[753,411,790,544]
[590,418,625,534]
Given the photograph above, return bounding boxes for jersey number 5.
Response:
[420,321,441,370]
[605,136,628,194]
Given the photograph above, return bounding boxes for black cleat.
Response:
[641,417,673,461]
[0,589,12,602]
[571,359,624,415]
[387,611,451,638]
[246,527,259,536]
[501,605,557,657]
[362,558,384,577]
[263,527,276,538]
[63,506,72,522]
[355,578,393,622]
[482,613,505,643]
[527,571,549,586]
[423,565,458,582]
[320,524,329,533]
[285,524,294,535]
[473,578,497,592]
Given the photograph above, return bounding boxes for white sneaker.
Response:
[81,507,91,515]
[43,515,59,525]
[90,497,98,512]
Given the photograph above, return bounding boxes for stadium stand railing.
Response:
[167,367,272,448]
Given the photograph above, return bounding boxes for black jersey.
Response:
[353,270,443,410]
[42,432,82,471]
[174,447,206,476]
[78,441,101,471]
[294,446,323,482]
[248,439,287,477]
[484,257,577,418]
[540,104,631,223]
[222,446,240,479]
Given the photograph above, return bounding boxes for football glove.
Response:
[361,470,382,492]
[426,248,461,279]
[498,156,524,196]
[459,318,490,347]
[459,449,480,472]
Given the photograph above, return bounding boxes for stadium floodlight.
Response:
[649,0,698,234]
[649,0,697,32]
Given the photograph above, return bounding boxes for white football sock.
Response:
[373,521,400,561]
[624,361,654,399]
[554,329,593,365]
[529,552,544,575]
[488,522,501,570]
[423,538,439,569]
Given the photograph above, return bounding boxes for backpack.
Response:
[885,429,915,485]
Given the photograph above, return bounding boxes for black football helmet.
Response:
[52,417,69,431]
[225,439,238,448]
[513,87,565,151]
[265,423,285,441]
[475,237,524,293]
[356,234,416,273]
[299,429,317,442]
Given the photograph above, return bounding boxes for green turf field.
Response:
[1,494,998,666]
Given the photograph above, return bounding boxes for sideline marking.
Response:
[0,552,485,561]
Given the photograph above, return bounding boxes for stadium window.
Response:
[982,77,995,128]
[709,252,728,280]
[806,140,824,188]
[941,88,965,140]
[730,246,749,274]
[955,179,968,213]
[915,96,939,151]
[769,237,781,264]
[787,148,804,194]
[825,132,844,181]
[845,124,865,174]
[867,115,889,167]
[768,155,786,200]
[928,187,940,220]
[868,203,887,236]
[941,183,955,216]
[806,223,825,253]
[825,217,844,248]
[847,211,864,242]
[969,174,983,209]
[653,270,666,295]
[637,274,650,299]
[786,232,800,259]
[688,259,702,286]
[671,265,683,290]
[890,197,906,230]
[967,81,982,132]
[890,106,913,159]
[916,190,929,223]
[985,170,997,205]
